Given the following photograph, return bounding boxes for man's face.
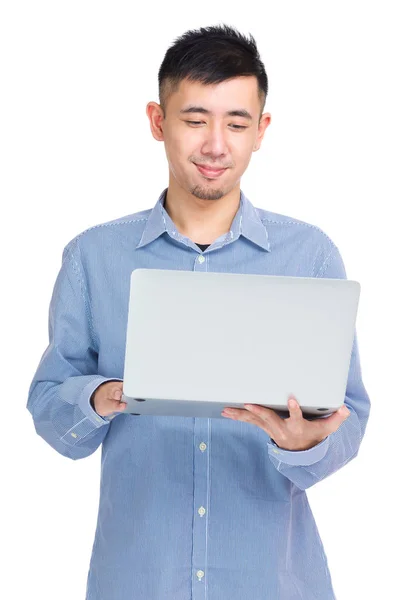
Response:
[147,76,271,201]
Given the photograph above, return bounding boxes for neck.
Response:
[163,178,241,245]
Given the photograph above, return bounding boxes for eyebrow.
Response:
[179,105,253,121]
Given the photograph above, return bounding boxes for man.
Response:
[27,24,370,600]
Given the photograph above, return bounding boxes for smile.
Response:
[195,164,227,178]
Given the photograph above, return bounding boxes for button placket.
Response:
[192,419,209,597]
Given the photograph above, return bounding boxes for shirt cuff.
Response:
[78,377,124,426]
[267,436,330,466]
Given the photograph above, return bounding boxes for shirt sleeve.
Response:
[266,242,371,489]
[26,238,123,460]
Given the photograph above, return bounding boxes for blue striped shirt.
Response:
[27,187,370,600]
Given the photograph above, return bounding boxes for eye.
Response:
[185,121,247,130]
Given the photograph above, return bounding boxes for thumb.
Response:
[112,387,127,413]
[112,387,122,401]
[324,404,351,433]
[338,404,351,419]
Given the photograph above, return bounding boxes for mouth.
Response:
[194,163,228,178]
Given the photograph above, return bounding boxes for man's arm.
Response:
[266,242,371,489]
[27,237,122,460]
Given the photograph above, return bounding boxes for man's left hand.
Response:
[221,397,351,451]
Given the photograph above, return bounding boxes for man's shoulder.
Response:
[65,207,152,252]
[255,206,336,248]
[256,205,324,231]
[79,207,152,235]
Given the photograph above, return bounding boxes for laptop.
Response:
[121,268,360,419]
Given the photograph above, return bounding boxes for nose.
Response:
[200,123,229,159]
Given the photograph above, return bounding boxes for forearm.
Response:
[266,330,370,490]
[26,238,128,459]
[28,374,123,460]
[267,400,365,490]
[266,239,372,489]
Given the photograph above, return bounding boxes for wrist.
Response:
[272,436,326,452]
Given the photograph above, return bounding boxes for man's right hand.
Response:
[90,381,127,417]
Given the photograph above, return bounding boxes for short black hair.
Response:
[158,24,268,122]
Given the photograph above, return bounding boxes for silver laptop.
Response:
[121,269,360,419]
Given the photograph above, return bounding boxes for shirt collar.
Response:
[136,187,271,252]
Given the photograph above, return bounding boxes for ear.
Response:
[146,102,165,142]
[254,112,271,151]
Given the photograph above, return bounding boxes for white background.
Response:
[1,1,399,598]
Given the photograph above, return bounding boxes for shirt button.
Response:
[196,570,205,580]
[198,255,205,263]
[199,442,207,452]
[198,506,206,517]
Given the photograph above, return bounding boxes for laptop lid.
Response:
[121,268,360,419]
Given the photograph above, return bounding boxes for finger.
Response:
[241,405,283,435]
[112,388,122,401]
[110,388,127,411]
[244,404,278,422]
[223,407,265,427]
[115,400,127,412]
[318,404,351,434]
[287,397,303,422]
[222,407,248,419]
[244,405,287,439]
[103,401,127,417]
